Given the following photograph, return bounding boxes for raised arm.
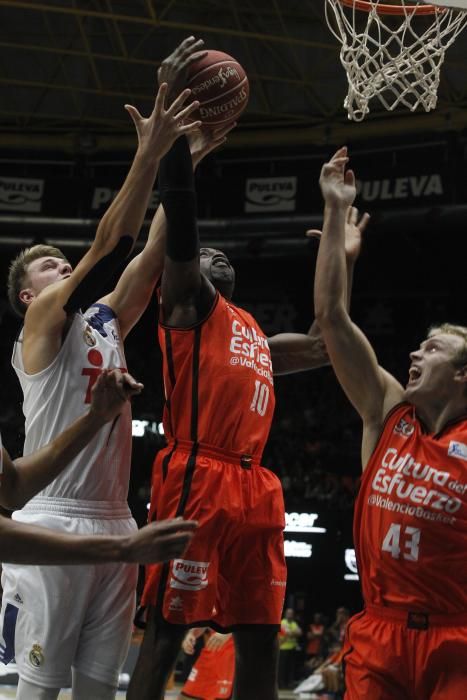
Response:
[102,123,235,339]
[313,147,403,467]
[99,38,230,339]
[269,207,368,375]
[22,82,199,371]
[160,135,216,327]
[0,370,142,510]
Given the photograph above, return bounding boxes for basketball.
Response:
[186,50,249,126]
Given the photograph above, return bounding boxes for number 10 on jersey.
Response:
[250,380,270,416]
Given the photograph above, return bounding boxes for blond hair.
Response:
[428,323,467,366]
[7,244,68,317]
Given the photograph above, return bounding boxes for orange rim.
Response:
[338,0,443,14]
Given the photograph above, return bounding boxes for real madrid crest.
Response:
[83,324,96,347]
[29,643,44,668]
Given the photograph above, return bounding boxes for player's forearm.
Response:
[161,136,199,262]
[95,148,161,252]
[345,255,355,312]
[2,410,107,510]
[144,205,167,279]
[0,517,126,565]
[314,203,348,324]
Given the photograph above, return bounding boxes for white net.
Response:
[325,1,467,121]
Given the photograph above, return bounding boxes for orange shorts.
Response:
[343,606,467,700]
[142,441,287,629]
[182,636,235,700]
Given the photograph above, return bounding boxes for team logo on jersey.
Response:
[448,441,467,462]
[28,643,44,668]
[393,417,415,438]
[13,594,23,605]
[168,596,184,611]
[170,559,210,591]
[83,325,96,347]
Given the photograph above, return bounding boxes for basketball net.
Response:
[324,0,467,120]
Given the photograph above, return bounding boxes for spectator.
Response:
[328,607,350,646]
[306,613,325,661]
[279,607,303,688]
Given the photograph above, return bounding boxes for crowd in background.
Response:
[279,605,350,699]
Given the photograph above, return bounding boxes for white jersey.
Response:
[12,303,132,502]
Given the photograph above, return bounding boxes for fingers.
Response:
[124,104,143,125]
[185,48,208,66]
[305,229,322,239]
[165,87,194,116]
[154,518,198,534]
[119,372,144,396]
[153,81,169,114]
[102,369,143,400]
[358,211,371,232]
[173,99,200,123]
[347,206,370,231]
[179,120,203,135]
[332,145,348,160]
[177,36,205,57]
[344,168,355,188]
[347,206,358,224]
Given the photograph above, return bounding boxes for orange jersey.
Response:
[355,403,467,613]
[159,292,275,459]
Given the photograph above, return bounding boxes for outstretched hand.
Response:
[306,205,370,263]
[89,369,143,423]
[188,121,237,169]
[125,82,201,160]
[125,517,197,564]
[158,36,208,103]
[319,146,356,208]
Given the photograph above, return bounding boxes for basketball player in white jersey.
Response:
[1,39,211,700]
[0,369,196,565]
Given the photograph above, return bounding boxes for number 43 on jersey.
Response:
[382,523,421,562]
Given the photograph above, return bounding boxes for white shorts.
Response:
[0,498,138,689]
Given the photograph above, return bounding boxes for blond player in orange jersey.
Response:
[313,146,467,699]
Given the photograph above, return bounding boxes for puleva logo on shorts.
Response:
[170,559,210,591]
[448,441,467,462]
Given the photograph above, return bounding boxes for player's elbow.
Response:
[314,300,346,329]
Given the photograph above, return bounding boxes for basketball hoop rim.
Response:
[338,0,444,15]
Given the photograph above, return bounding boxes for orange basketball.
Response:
[186,50,249,126]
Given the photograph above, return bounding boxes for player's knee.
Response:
[72,670,117,700]
[16,679,61,700]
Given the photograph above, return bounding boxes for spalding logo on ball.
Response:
[186,50,249,126]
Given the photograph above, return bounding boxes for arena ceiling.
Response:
[0,0,466,152]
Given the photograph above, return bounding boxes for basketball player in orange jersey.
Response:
[1,39,219,700]
[179,628,235,700]
[0,369,195,566]
[126,63,365,696]
[314,146,467,699]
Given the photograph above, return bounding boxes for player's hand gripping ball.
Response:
[186,50,249,126]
